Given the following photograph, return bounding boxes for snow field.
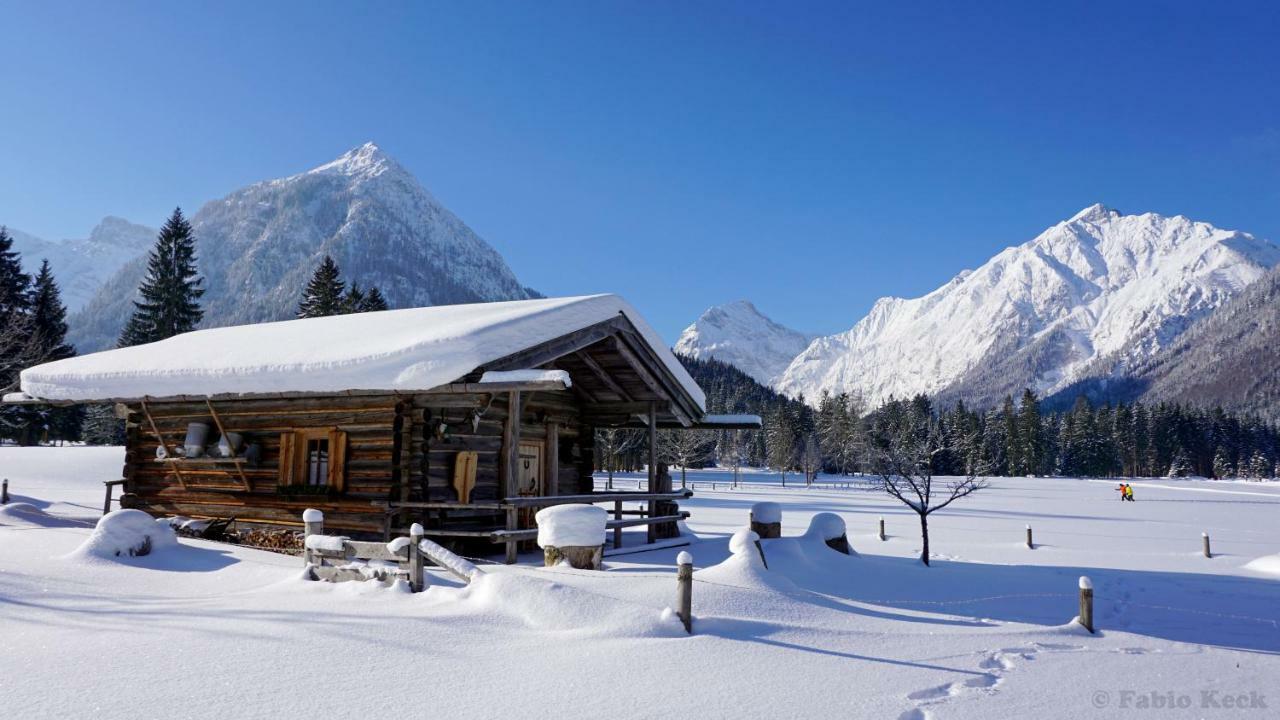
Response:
[1,447,1278,719]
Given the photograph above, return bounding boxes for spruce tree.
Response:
[297,255,346,318]
[342,282,366,314]
[118,208,204,346]
[0,227,31,317]
[17,261,79,443]
[360,286,389,312]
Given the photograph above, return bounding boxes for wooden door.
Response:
[517,441,543,496]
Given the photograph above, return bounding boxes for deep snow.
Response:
[1,447,1277,719]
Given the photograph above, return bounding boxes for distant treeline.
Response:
[672,354,1279,480]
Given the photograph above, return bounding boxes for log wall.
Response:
[121,390,596,537]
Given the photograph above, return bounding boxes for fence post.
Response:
[878,516,886,541]
[1202,532,1211,559]
[1079,576,1094,634]
[409,523,425,592]
[1,478,8,504]
[1026,524,1034,549]
[613,500,623,549]
[675,551,693,634]
[303,509,324,568]
[504,506,519,564]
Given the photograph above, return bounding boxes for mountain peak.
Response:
[1068,203,1117,223]
[306,141,400,180]
[676,300,814,386]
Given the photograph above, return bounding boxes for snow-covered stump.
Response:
[1203,532,1212,559]
[1026,524,1034,549]
[750,502,781,539]
[1079,576,1095,634]
[806,512,852,555]
[878,516,885,541]
[537,504,606,570]
[730,529,768,569]
[302,508,324,568]
[675,551,693,634]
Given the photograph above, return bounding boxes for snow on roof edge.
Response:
[19,295,706,412]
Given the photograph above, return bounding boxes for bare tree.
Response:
[657,429,715,489]
[595,428,639,490]
[866,399,987,566]
[800,433,822,486]
[719,430,748,488]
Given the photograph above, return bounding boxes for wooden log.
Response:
[505,505,518,564]
[1026,524,1034,549]
[878,516,886,541]
[1203,532,1212,559]
[543,544,603,570]
[1079,576,1094,634]
[613,499,623,549]
[675,551,693,634]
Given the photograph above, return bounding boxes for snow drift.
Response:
[68,509,178,560]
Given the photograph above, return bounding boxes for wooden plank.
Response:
[205,399,251,491]
[574,350,631,400]
[344,540,409,562]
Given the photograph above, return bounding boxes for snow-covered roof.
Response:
[18,295,705,410]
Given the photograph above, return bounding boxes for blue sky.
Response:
[2,1,1278,341]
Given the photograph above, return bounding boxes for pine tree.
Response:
[0,227,31,317]
[360,286,389,312]
[297,255,346,318]
[16,261,79,443]
[342,282,366,314]
[1017,389,1044,476]
[118,209,204,346]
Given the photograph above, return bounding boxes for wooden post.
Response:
[505,506,518,564]
[613,499,623,549]
[1202,532,1211,559]
[675,551,693,634]
[1026,524,1034,549]
[1079,576,1094,634]
[1,478,8,504]
[409,523,425,592]
[502,391,521,565]
[647,401,657,543]
[303,509,324,568]
[102,482,113,515]
[878,516,885,541]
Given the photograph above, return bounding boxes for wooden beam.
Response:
[204,399,250,491]
[609,336,695,428]
[502,390,521,565]
[482,318,626,375]
[574,350,631,400]
[141,399,187,490]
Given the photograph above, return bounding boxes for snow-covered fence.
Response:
[302,510,427,591]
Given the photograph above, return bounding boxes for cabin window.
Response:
[278,428,347,493]
[305,438,329,486]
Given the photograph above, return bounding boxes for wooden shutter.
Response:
[278,432,298,488]
[327,428,348,492]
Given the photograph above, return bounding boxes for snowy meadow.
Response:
[2,447,1278,719]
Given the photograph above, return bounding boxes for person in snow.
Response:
[1125,484,1135,502]
[1117,483,1128,501]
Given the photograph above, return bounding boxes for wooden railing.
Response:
[386,489,693,564]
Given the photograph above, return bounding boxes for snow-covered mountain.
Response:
[7,217,155,313]
[776,204,1280,408]
[674,300,814,386]
[68,143,536,351]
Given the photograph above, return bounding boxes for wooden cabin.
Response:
[9,295,759,561]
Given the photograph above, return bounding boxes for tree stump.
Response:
[750,502,782,539]
[544,544,603,570]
